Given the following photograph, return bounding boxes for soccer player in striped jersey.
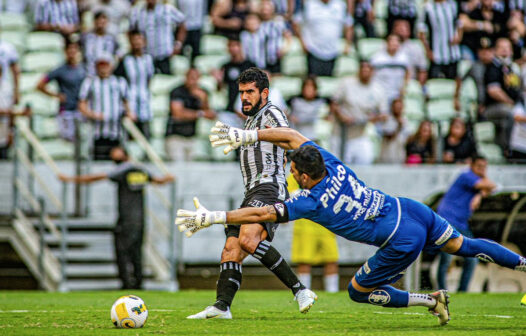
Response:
[129,0,187,75]
[78,53,134,160]
[81,11,121,76]
[186,67,316,319]
[114,30,154,139]
[34,0,79,35]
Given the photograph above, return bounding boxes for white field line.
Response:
[374,311,514,319]
[0,309,177,313]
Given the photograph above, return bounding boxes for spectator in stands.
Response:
[455,37,494,117]
[0,0,31,13]
[353,0,375,38]
[436,155,496,292]
[443,117,477,163]
[34,0,80,35]
[287,76,327,142]
[371,34,409,104]
[78,53,134,160]
[393,19,427,84]
[114,30,154,139]
[418,0,462,80]
[459,0,509,60]
[84,0,131,37]
[81,11,120,76]
[387,0,417,36]
[272,0,295,19]
[330,60,388,164]
[509,99,526,163]
[507,0,526,60]
[0,35,20,107]
[210,0,250,38]
[405,119,436,163]
[240,14,266,69]
[259,0,291,74]
[178,0,207,61]
[287,174,340,293]
[213,36,256,113]
[59,146,174,289]
[37,40,86,142]
[378,98,412,163]
[165,68,216,161]
[484,37,521,154]
[292,0,353,77]
[0,65,14,159]
[129,0,187,75]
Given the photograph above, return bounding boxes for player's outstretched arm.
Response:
[209,121,309,154]
[176,198,280,237]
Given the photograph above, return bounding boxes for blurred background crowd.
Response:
[1,0,526,165]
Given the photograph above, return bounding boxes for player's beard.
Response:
[242,97,262,117]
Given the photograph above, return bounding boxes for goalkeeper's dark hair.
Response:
[289,145,326,180]
[238,67,269,93]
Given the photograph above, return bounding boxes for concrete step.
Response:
[51,248,115,263]
[65,279,167,291]
[44,232,113,247]
[65,263,154,278]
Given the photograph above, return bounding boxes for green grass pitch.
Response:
[0,290,524,335]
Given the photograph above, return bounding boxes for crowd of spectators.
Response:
[0,0,525,164]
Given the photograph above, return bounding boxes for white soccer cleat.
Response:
[186,306,232,319]
[429,290,450,326]
[294,289,318,314]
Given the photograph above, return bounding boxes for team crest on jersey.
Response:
[368,290,391,305]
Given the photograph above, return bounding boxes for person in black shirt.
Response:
[405,119,436,164]
[483,37,521,153]
[443,117,477,163]
[165,68,216,161]
[59,146,174,289]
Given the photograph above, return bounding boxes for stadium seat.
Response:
[357,38,385,60]
[459,59,473,78]
[22,51,64,72]
[0,13,29,31]
[405,79,424,101]
[209,90,228,111]
[26,32,64,52]
[151,94,170,117]
[150,138,167,159]
[0,31,27,54]
[20,92,59,116]
[374,19,387,38]
[150,75,183,96]
[426,78,456,100]
[20,72,45,93]
[317,76,340,98]
[477,143,505,163]
[271,76,302,99]
[41,139,74,159]
[283,36,304,55]
[474,122,495,143]
[460,77,478,118]
[33,116,59,139]
[198,75,218,93]
[426,99,457,121]
[194,55,229,74]
[117,33,130,55]
[171,55,191,76]
[281,54,307,76]
[404,97,425,121]
[151,116,167,139]
[374,0,388,19]
[335,56,359,77]
[200,34,228,55]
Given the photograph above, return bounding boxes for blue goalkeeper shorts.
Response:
[354,197,460,288]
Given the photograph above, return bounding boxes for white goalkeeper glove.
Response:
[209,121,258,154]
[176,197,227,237]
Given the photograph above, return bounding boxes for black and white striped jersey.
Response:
[114,54,155,122]
[34,0,79,28]
[419,0,461,65]
[79,75,128,140]
[240,29,267,69]
[129,3,185,60]
[388,0,417,18]
[260,19,287,66]
[176,0,206,31]
[240,102,289,192]
[272,0,289,15]
[81,32,120,76]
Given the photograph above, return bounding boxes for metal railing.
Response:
[121,117,179,291]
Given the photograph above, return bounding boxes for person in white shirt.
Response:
[330,60,389,164]
[0,0,31,13]
[371,34,410,104]
[0,39,20,106]
[509,105,526,163]
[393,19,427,85]
[292,0,353,76]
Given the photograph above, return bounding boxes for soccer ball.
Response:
[110,295,148,328]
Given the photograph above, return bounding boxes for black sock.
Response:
[253,240,305,295]
[213,261,242,311]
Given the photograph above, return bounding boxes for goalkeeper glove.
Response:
[209,121,258,154]
[176,197,227,237]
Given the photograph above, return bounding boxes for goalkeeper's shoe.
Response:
[295,289,318,313]
[428,290,450,326]
[186,306,232,319]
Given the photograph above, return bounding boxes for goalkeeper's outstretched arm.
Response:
[226,205,281,224]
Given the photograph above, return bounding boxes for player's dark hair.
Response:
[471,155,487,163]
[238,67,269,92]
[94,11,107,20]
[289,145,326,180]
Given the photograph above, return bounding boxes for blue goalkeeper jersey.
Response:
[282,141,400,247]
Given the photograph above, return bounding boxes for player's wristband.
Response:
[211,211,227,225]
[273,203,289,223]
[244,130,258,144]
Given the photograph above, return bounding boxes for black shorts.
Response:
[225,183,288,242]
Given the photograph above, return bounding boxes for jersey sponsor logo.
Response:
[126,172,148,186]
[434,224,453,245]
[368,289,391,305]
[248,199,268,208]
[475,253,494,263]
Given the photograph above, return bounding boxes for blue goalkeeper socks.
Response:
[454,237,526,270]
[348,284,409,307]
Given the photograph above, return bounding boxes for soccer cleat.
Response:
[294,289,318,313]
[186,306,232,319]
[428,290,450,326]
